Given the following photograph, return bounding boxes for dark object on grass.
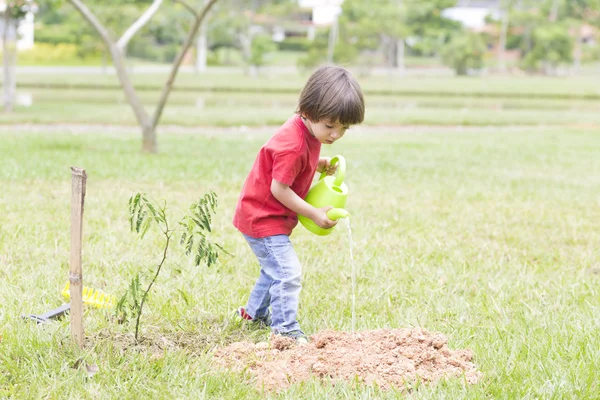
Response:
[23,303,71,324]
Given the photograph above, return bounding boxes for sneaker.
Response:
[277,330,309,344]
[236,306,253,321]
[236,307,272,327]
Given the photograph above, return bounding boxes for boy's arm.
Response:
[271,179,337,229]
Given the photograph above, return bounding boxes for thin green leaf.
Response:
[185,234,194,256]
[135,209,144,233]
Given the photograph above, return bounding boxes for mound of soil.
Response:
[214,328,482,391]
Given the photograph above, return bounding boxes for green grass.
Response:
[11,71,600,99]
[2,71,599,129]
[17,88,600,111]
[3,87,600,128]
[5,101,600,127]
[1,126,599,398]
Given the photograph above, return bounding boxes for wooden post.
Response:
[70,167,87,348]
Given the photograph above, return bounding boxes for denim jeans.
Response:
[243,234,302,333]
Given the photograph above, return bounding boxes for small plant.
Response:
[118,191,226,340]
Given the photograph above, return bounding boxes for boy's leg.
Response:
[243,235,273,320]
[243,234,303,333]
[244,268,272,320]
[263,235,302,334]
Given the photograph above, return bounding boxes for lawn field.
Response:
[11,71,600,98]
[1,125,599,398]
[3,72,600,129]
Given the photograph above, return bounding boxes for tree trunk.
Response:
[238,32,252,75]
[548,0,559,22]
[195,21,207,73]
[327,15,339,64]
[396,38,405,75]
[573,26,582,75]
[497,9,509,73]
[69,0,218,153]
[386,36,395,67]
[142,125,156,153]
[3,12,17,113]
[70,0,156,152]
[195,0,208,73]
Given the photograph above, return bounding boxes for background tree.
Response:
[496,0,518,73]
[339,0,408,68]
[300,0,461,73]
[403,0,461,57]
[441,30,486,75]
[560,0,600,73]
[503,0,597,75]
[3,0,38,112]
[521,22,573,74]
[36,1,184,64]
[203,0,292,75]
[68,0,218,153]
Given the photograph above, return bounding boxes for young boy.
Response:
[233,65,365,343]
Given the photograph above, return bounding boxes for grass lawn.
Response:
[2,87,600,128]
[2,70,599,129]
[1,125,599,398]
[11,71,600,99]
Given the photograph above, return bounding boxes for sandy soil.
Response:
[214,327,482,391]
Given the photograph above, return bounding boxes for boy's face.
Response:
[303,118,349,145]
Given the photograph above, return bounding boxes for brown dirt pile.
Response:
[214,328,482,391]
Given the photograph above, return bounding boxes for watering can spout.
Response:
[327,208,349,221]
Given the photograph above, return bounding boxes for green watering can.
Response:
[299,155,349,236]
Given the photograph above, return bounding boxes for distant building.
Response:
[442,0,501,30]
[0,0,35,50]
[267,0,343,42]
[298,0,343,26]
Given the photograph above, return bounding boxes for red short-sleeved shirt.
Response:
[233,114,321,238]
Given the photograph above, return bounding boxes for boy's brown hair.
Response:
[297,65,365,126]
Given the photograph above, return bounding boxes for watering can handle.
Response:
[319,155,345,187]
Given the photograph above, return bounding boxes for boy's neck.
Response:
[300,116,315,137]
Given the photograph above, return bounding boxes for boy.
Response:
[233,65,365,343]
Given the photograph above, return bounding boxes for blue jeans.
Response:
[243,234,302,333]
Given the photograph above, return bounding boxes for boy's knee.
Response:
[283,272,302,289]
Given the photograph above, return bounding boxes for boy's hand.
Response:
[318,157,338,176]
[311,206,338,229]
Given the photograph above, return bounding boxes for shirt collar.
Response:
[294,114,320,146]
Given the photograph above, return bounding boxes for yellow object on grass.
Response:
[62,282,115,309]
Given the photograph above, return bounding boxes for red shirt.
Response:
[233,115,321,238]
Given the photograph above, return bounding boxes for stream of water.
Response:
[344,218,356,333]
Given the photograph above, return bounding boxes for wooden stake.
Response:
[69,167,87,348]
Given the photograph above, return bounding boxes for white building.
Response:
[442,0,501,30]
[0,0,35,50]
[299,0,344,26]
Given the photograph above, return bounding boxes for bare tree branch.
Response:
[68,0,116,49]
[69,0,220,152]
[152,0,218,129]
[173,0,198,17]
[69,0,154,150]
[118,0,164,52]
